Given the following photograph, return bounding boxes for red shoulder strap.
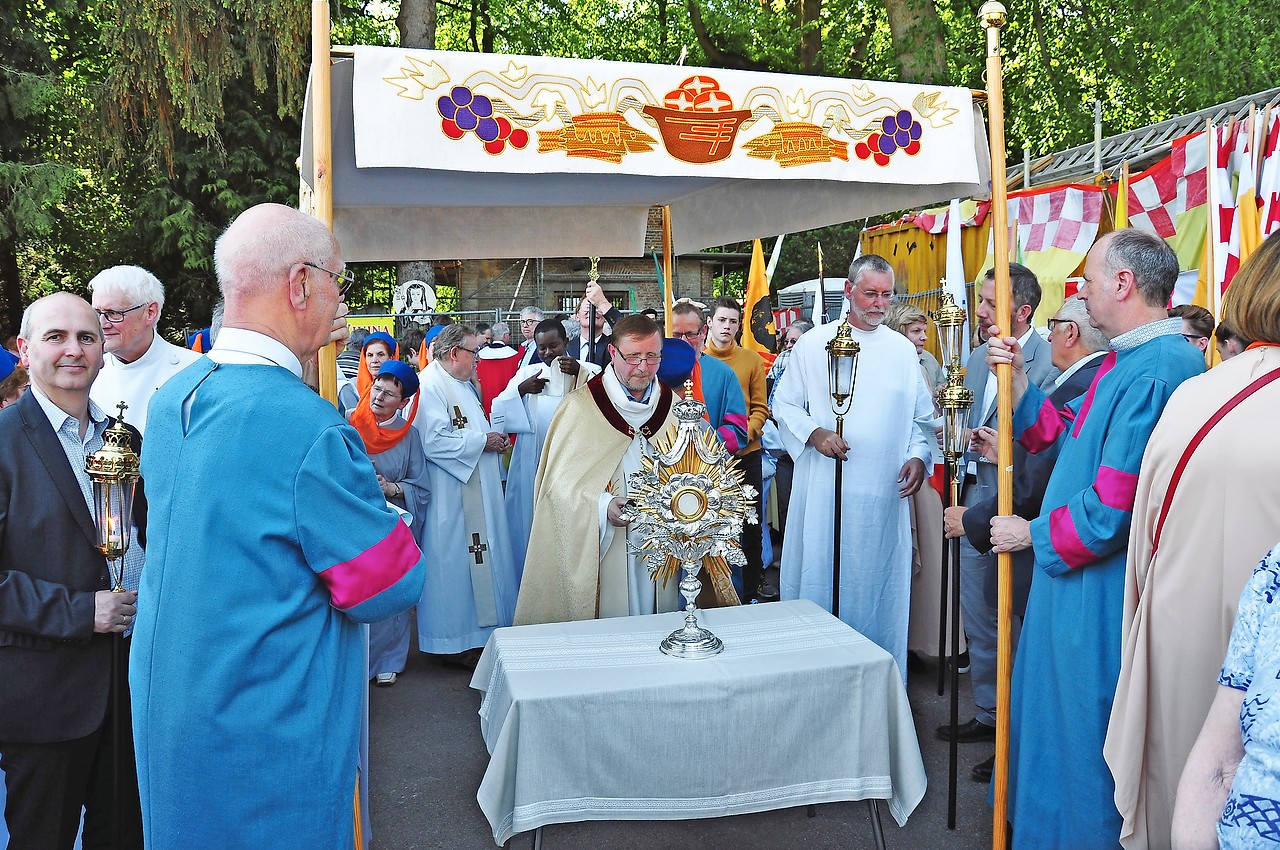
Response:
[1151,366,1280,556]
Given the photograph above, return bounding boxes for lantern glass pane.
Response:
[831,355,855,397]
[945,407,969,456]
[92,479,136,557]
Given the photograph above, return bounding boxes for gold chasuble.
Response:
[515,373,680,625]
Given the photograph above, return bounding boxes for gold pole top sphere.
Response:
[979,1,1007,29]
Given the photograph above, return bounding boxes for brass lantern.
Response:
[86,402,140,591]
[826,320,860,422]
[938,380,975,465]
[931,289,969,373]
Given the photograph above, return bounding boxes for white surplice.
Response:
[772,320,935,679]
[412,361,519,653]
[491,360,599,574]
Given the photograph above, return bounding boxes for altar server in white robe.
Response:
[492,319,599,574]
[773,254,934,679]
[88,264,202,436]
[515,314,682,624]
[413,324,519,653]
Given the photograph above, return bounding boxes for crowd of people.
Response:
[3,202,1280,849]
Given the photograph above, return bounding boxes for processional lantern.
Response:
[825,321,860,424]
[824,320,860,620]
[86,402,140,592]
[932,289,968,373]
[931,290,975,475]
[930,286,975,831]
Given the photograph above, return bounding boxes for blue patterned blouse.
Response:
[1218,542,1280,847]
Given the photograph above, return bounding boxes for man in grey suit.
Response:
[0,292,144,848]
[937,263,1058,747]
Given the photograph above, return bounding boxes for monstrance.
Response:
[624,383,758,658]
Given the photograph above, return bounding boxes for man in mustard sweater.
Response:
[705,296,772,601]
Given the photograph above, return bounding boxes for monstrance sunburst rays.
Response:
[623,385,758,658]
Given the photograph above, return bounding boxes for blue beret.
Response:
[422,326,445,345]
[377,359,419,398]
[363,331,397,354]
[657,338,696,388]
[0,349,17,383]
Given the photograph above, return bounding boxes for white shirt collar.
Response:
[105,331,156,368]
[29,382,107,433]
[1051,350,1106,390]
[207,328,303,378]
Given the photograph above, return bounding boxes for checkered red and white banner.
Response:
[1008,185,1104,254]
[1260,111,1280,239]
[1113,132,1208,239]
[910,199,990,234]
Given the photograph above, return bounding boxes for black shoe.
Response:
[440,648,482,671]
[950,650,971,674]
[755,583,780,602]
[971,755,994,783]
[936,718,997,743]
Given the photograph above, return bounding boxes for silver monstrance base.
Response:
[660,559,724,659]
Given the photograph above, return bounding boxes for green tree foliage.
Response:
[0,0,97,331]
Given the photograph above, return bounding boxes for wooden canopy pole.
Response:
[980,4,1013,848]
[310,0,339,404]
[661,205,674,335]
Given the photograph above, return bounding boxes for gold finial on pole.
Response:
[979,1,1007,54]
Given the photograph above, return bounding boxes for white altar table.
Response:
[471,599,927,846]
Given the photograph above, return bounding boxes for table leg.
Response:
[806,804,817,818]
[868,800,887,850]
[533,826,543,850]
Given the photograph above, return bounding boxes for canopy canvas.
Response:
[301,47,992,262]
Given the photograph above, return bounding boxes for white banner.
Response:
[351,47,979,186]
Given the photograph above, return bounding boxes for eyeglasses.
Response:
[302,262,357,299]
[615,351,662,366]
[672,330,704,341]
[94,304,148,323]
[1182,334,1208,343]
[1046,319,1077,333]
[369,385,403,401]
[519,318,539,325]
[455,346,479,356]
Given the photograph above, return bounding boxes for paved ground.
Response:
[368,624,998,850]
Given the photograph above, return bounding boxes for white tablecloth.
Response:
[470,599,927,845]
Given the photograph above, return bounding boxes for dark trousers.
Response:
[773,454,795,547]
[1,638,143,850]
[738,449,764,600]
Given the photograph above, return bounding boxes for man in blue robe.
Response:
[985,229,1205,848]
[130,204,426,850]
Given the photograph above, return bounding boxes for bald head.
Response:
[18,293,104,416]
[214,204,338,300]
[212,204,346,361]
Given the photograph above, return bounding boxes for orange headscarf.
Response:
[349,361,421,455]
[356,333,398,399]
